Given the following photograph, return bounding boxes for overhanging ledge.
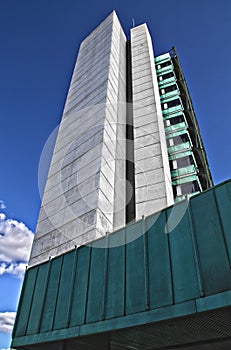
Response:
[12,302,231,349]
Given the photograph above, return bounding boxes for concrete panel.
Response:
[135,168,165,188]
[135,182,168,203]
[135,156,164,174]
[134,144,162,162]
[134,131,161,149]
[136,196,168,217]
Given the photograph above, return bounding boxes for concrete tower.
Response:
[29,12,127,266]
[28,11,212,267]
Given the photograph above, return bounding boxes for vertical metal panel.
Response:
[40,257,63,332]
[214,182,231,262]
[126,221,146,314]
[146,211,173,308]
[14,267,38,337]
[70,246,91,326]
[105,229,125,319]
[166,203,201,303]
[27,263,49,334]
[37,260,52,332]
[86,246,107,323]
[53,251,76,330]
[191,189,231,295]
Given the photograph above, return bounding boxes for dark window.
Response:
[177,155,194,168]
[169,156,194,171]
[168,98,181,108]
[169,160,175,171]
[164,115,184,126]
[158,71,174,81]
[157,60,172,69]
[162,84,177,94]
[173,180,200,198]
[179,133,189,143]
[180,181,200,195]
[167,133,189,146]
[161,98,181,110]
[173,185,178,197]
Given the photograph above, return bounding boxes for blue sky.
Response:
[0,0,230,348]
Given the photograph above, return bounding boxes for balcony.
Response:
[160,90,179,100]
[168,141,191,154]
[156,65,173,75]
[172,174,198,185]
[162,104,183,115]
[155,53,170,63]
[171,164,197,179]
[168,149,192,161]
[158,76,175,86]
[165,121,187,134]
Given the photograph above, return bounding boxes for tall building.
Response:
[14,12,231,350]
[28,12,212,267]
[155,49,212,201]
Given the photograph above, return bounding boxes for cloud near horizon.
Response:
[0,213,34,278]
[0,312,16,334]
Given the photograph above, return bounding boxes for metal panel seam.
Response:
[37,259,52,332]
[67,248,78,327]
[188,199,205,297]
[124,226,127,315]
[52,255,64,330]
[25,267,39,335]
[213,189,231,268]
[142,216,150,310]
[165,210,175,305]
[102,235,109,320]
[84,246,93,324]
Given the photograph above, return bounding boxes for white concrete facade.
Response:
[131,24,174,218]
[29,13,174,266]
[29,12,127,266]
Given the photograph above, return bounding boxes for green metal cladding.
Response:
[12,179,231,348]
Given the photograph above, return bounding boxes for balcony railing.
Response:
[168,141,191,154]
[160,90,179,100]
[158,76,175,86]
[156,65,174,75]
[165,121,187,134]
[171,165,197,179]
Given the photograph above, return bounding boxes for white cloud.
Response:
[0,201,6,210]
[0,262,27,278]
[0,214,6,221]
[0,214,34,277]
[0,312,16,334]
